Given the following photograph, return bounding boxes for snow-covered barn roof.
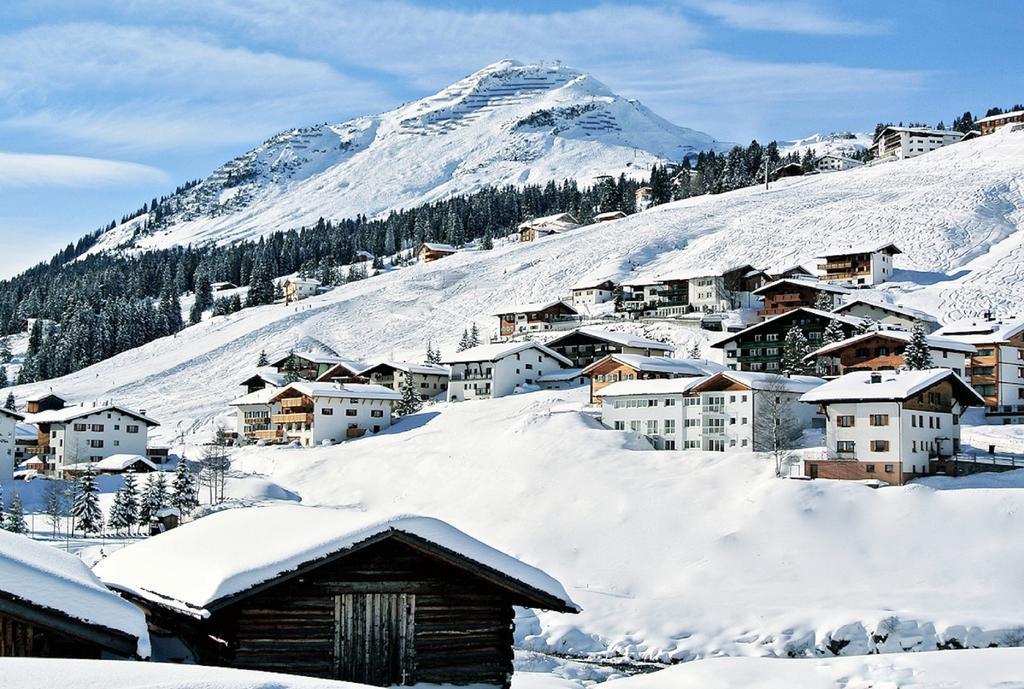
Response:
[64,454,158,473]
[239,368,287,388]
[517,212,580,232]
[24,403,158,427]
[934,318,1024,344]
[0,530,150,657]
[800,369,984,406]
[269,351,357,368]
[815,242,902,258]
[711,307,866,347]
[0,407,24,421]
[975,109,1024,125]
[270,382,402,402]
[419,242,457,252]
[593,211,627,221]
[536,368,585,383]
[491,300,578,316]
[595,377,709,398]
[833,297,938,322]
[692,371,825,394]
[804,330,976,360]
[24,391,65,404]
[752,277,850,296]
[443,341,573,367]
[546,327,674,352]
[358,361,450,377]
[94,506,579,618]
[230,387,279,406]
[581,354,725,377]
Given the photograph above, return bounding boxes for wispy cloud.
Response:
[0,151,168,188]
[682,0,889,35]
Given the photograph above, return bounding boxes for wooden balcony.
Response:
[280,397,313,411]
[26,446,51,455]
[347,427,367,438]
[271,412,315,424]
[253,429,283,440]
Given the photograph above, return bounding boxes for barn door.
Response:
[334,593,415,686]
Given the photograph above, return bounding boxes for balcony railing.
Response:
[702,426,726,436]
[450,372,492,381]
[702,403,726,413]
[253,429,283,440]
[280,398,313,411]
[271,412,315,424]
[25,446,52,455]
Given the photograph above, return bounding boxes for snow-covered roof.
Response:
[284,277,321,286]
[816,242,901,258]
[15,422,36,439]
[815,153,864,165]
[593,211,627,221]
[712,307,866,347]
[752,277,850,296]
[240,368,288,388]
[64,454,158,473]
[95,505,579,617]
[517,212,580,232]
[270,351,353,367]
[209,281,237,290]
[596,377,709,398]
[570,277,616,290]
[230,387,280,406]
[491,300,577,316]
[619,276,664,288]
[934,317,1024,344]
[536,368,585,382]
[0,407,24,421]
[975,110,1024,125]
[805,330,977,359]
[420,242,457,252]
[272,382,402,402]
[695,371,825,394]
[801,368,984,405]
[547,327,675,352]
[834,297,938,322]
[0,530,150,657]
[24,391,65,403]
[360,361,450,376]
[582,354,726,377]
[658,263,755,282]
[24,403,158,427]
[875,126,964,140]
[444,341,574,367]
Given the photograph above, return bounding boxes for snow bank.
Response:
[94,506,577,616]
[0,530,150,657]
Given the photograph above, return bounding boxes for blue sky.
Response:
[1,0,1021,277]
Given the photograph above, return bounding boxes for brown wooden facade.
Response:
[0,593,139,659]
[496,303,577,338]
[132,532,574,687]
[416,245,457,262]
[583,356,691,403]
[755,281,837,318]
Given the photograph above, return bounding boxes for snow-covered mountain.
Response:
[779,131,873,159]
[88,60,727,254]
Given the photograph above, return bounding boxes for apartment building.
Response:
[816,243,901,286]
[873,126,963,160]
[935,316,1024,421]
[444,342,574,402]
[806,330,975,378]
[267,382,401,446]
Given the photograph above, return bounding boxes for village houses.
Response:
[593,210,627,222]
[873,126,964,160]
[210,281,238,292]
[801,369,984,485]
[634,187,654,211]
[416,242,458,262]
[976,110,1024,135]
[267,382,401,446]
[281,276,321,303]
[444,341,574,401]
[816,242,901,286]
[569,279,616,306]
[545,327,674,368]
[935,316,1024,422]
[617,278,664,316]
[582,353,726,403]
[753,278,849,318]
[230,386,282,442]
[359,361,450,401]
[832,297,939,332]
[270,351,364,382]
[814,153,864,173]
[494,300,579,337]
[517,212,580,242]
[597,371,823,452]
[0,406,23,481]
[805,330,975,378]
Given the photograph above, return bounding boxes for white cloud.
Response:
[683,0,888,35]
[0,151,168,188]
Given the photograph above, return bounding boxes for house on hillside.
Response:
[316,362,369,384]
[63,453,158,477]
[22,400,158,476]
[444,342,573,401]
[210,281,238,292]
[517,213,580,242]
[873,126,963,160]
[230,387,282,442]
[977,110,1024,135]
[493,300,578,337]
[593,210,627,222]
[282,277,321,303]
[616,278,664,316]
[95,506,577,686]
[768,264,815,281]
[770,162,803,181]
[935,316,1024,421]
[753,278,850,318]
[25,391,66,414]
[832,297,938,332]
[1,407,24,481]
[239,369,287,394]
[0,530,149,659]
[582,353,726,403]
[712,307,864,373]
[267,382,401,446]
[814,153,864,172]
[271,351,363,382]
[569,279,616,306]
[635,187,654,211]
[801,369,984,485]
[358,362,450,401]
[416,243,458,262]
[535,368,588,390]
[657,265,766,314]
[805,330,976,378]
[816,243,901,286]
[597,371,823,452]
[546,327,674,368]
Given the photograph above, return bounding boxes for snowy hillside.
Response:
[86,60,727,254]
[779,131,873,159]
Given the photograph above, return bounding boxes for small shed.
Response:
[0,530,149,659]
[64,454,158,477]
[95,506,578,687]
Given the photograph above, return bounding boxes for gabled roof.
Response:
[581,354,726,377]
[24,404,158,427]
[284,276,321,286]
[595,377,710,398]
[934,317,1024,344]
[239,368,287,388]
[95,506,579,618]
[593,211,627,221]
[209,281,238,290]
[419,242,457,252]
[444,341,573,367]
[64,454,158,473]
[752,277,850,296]
[800,368,985,406]
[0,407,24,421]
[270,382,401,402]
[815,153,864,165]
[874,126,964,141]
[518,212,580,232]
[537,368,585,383]
[230,387,280,406]
[0,529,149,658]
[711,307,865,348]
[25,391,65,404]
[833,297,938,322]
[358,361,450,377]
[269,350,354,369]
[659,263,757,282]
[691,371,825,394]
[315,361,368,382]
[816,242,901,258]
[975,109,1024,125]
[491,300,578,316]
[570,278,617,291]
[804,330,977,360]
[546,327,674,353]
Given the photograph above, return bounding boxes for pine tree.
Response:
[781,324,813,375]
[813,290,835,311]
[257,349,270,367]
[43,481,63,537]
[395,377,423,416]
[4,492,27,534]
[425,341,442,365]
[138,472,168,530]
[821,318,846,346]
[121,472,140,532]
[71,471,102,537]
[0,367,7,388]
[457,329,471,352]
[189,271,213,324]
[687,341,702,359]
[0,337,11,364]
[282,349,301,382]
[469,323,481,347]
[903,322,933,370]
[171,458,199,517]
[481,228,494,250]
[107,489,132,534]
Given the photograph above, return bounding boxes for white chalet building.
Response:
[934,316,1024,420]
[569,279,616,307]
[832,297,939,332]
[873,126,963,160]
[230,386,282,442]
[1,407,24,481]
[814,153,864,173]
[268,382,401,446]
[801,369,984,485]
[597,371,823,452]
[444,342,574,402]
[358,361,450,401]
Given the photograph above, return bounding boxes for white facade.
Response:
[271,383,400,446]
[815,154,864,172]
[570,284,615,306]
[360,362,450,401]
[875,127,963,160]
[282,277,321,302]
[687,275,733,312]
[834,299,938,332]
[0,408,21,481]
[25,405,157,474]
[445,342,573,401]
[230,387,281,439]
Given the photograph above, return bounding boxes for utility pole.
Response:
[764,156,770,191]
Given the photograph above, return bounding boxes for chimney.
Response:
[869,372,882,384]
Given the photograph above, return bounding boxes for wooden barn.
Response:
[0,530,148,659]
[95,506,578,687]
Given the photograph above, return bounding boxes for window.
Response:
[836,440,855,452]
[664,419,676,434]
[836,415,855,427]
[73,423,87,432]
[88,439,104,448]
[345,409,358,417]
[90,424,104,432]
[912,441,917,452]
[114,440,120,447]
[371,410,384,418]
[664,440,676,450]
[630,420,641,432]
[613,421,625,430]
[321,408,334,415]
[646,420,658,434]
[869,414,888,426]
[866,464,876,473]
[911,416,917,427]
[664,398,676,407]
[953,414,959,425]
[729,395,736,403]
[870,440,889,452]
[126,425,139,434]
[884,464,894,473]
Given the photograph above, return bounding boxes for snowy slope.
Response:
[11,125,1024,437]
[87,60,727,254]
[779,131,873,159]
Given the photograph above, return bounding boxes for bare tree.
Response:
[199,426,232,505]
[753,378,802,477]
